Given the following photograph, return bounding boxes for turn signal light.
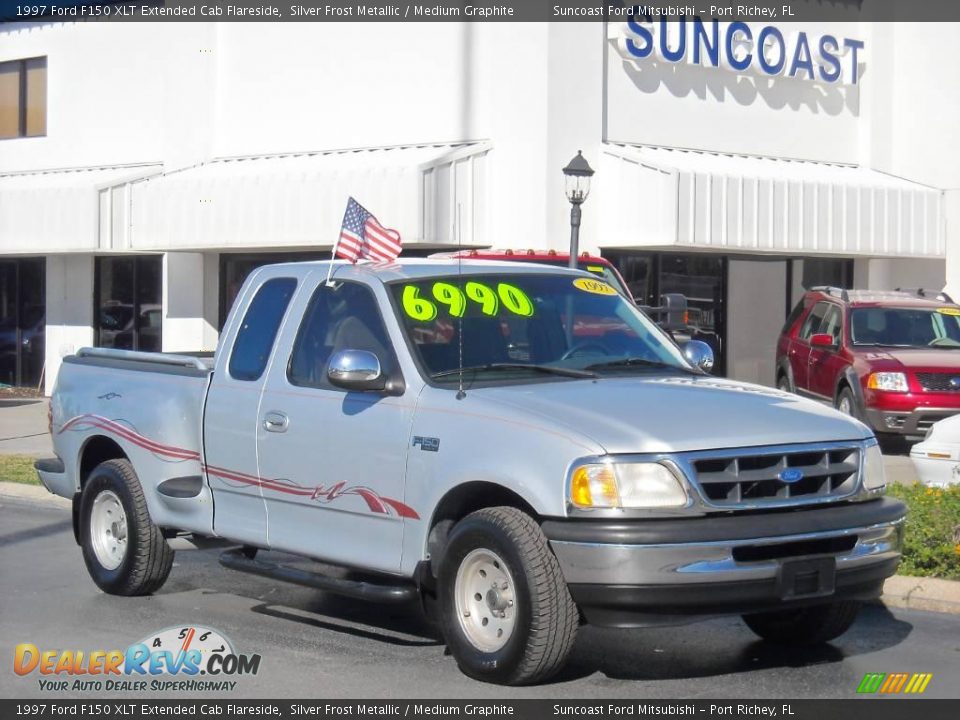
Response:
[571,465,618,508]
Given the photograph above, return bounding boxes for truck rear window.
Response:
[229,277,297,381]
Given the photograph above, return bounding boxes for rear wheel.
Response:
[79,459,174,596]
[438,507,578,685]
[742,601,861,645]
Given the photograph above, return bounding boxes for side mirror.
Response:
[683,340,714,373]
[810,333,837,348]
[327,349,386,391]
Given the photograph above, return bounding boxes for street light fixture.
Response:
[562,150,594,269]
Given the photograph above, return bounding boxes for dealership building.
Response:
[1,16,958,394]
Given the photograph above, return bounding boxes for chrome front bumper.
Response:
[542,498,905,627]
[550,519,901,586]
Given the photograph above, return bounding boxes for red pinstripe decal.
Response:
[59,414,419,519]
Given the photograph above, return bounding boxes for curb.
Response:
[0,480,70,509]
[878,575,960,616]
[2,480,959,615]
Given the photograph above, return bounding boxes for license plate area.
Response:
[777,557,836,600]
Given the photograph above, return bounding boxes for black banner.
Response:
[2,700,959,719]
[5,0,960,23]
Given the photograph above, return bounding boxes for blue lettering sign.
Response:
[693,18,719,67]
[617,19,864,86]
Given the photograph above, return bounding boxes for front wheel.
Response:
[438,507,578,685]
[836,387,862,420]
[79,459,174,596]
[742,601,861,645]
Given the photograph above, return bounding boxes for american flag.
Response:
[336,197,402,263]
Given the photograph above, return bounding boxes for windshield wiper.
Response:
[431,363,597,379]
[586,357,687,372]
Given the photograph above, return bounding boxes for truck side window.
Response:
[798,301,829,342]
[288,282,397,389]
[228,277,298,381]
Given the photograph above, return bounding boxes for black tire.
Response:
[742,601,861,645]
[776,374,792,393]
[835,386,863,421]
[79,459,174,596]
[438,507,578,685]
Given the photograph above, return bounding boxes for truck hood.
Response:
[857,347,960,370]
[478,375,871,454]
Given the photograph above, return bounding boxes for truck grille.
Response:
[687,445,860,507]
[916,372,960,392]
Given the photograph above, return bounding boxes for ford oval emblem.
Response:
[950,377,960,389]
[779,468,805,484]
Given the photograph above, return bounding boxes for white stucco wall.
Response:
[44,254,94,395]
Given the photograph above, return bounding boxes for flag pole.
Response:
[327,196,352,287]
[325,235,340,287]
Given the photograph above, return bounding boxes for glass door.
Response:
[603,251,728,376]
[0,258,46,388]
[95,255,162,352]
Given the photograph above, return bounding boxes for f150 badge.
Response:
[412,436,440,452]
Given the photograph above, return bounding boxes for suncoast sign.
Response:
[615,16,865,86]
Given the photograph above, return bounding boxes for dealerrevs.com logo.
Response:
[14,625,261,692]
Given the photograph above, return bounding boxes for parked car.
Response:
[776,287,960,441]
[38,260,903,685]
[910,414,960,486]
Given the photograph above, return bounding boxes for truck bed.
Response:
[49,347,215,535]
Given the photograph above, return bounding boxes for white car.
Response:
[910,414,960,486]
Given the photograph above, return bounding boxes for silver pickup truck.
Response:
[37,259,905,685]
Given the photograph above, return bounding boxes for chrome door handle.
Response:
[263,412,289,433]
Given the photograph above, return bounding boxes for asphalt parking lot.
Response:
[2,496,959,700]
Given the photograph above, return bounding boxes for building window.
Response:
[95,256,163,352]
[0,57,47,139]
[604,251,728,376]
[799,258,854,291]
[219,252,324,330]
[0,258,45,388]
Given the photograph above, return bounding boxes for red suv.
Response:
[776,287,960,439]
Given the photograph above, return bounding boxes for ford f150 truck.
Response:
[37,260,904,685]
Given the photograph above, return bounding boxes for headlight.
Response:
[570,462,688,509]
[867,372,909,392]
[862,441,886,493]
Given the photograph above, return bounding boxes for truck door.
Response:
[256,277,413,573]
[205,274,300,545]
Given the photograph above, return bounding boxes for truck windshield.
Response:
[851,307,960,348]
[390,273,692,383]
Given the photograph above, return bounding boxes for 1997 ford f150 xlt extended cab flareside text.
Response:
[37,260,905,685]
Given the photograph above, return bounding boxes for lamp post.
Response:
[562,150,595,269]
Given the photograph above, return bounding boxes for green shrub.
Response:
[886,482,960,580]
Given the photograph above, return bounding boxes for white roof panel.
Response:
[599,144,945,258]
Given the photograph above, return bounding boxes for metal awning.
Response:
[0,164,160,254]
[117,143,491,253]
[598,144,945,258]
